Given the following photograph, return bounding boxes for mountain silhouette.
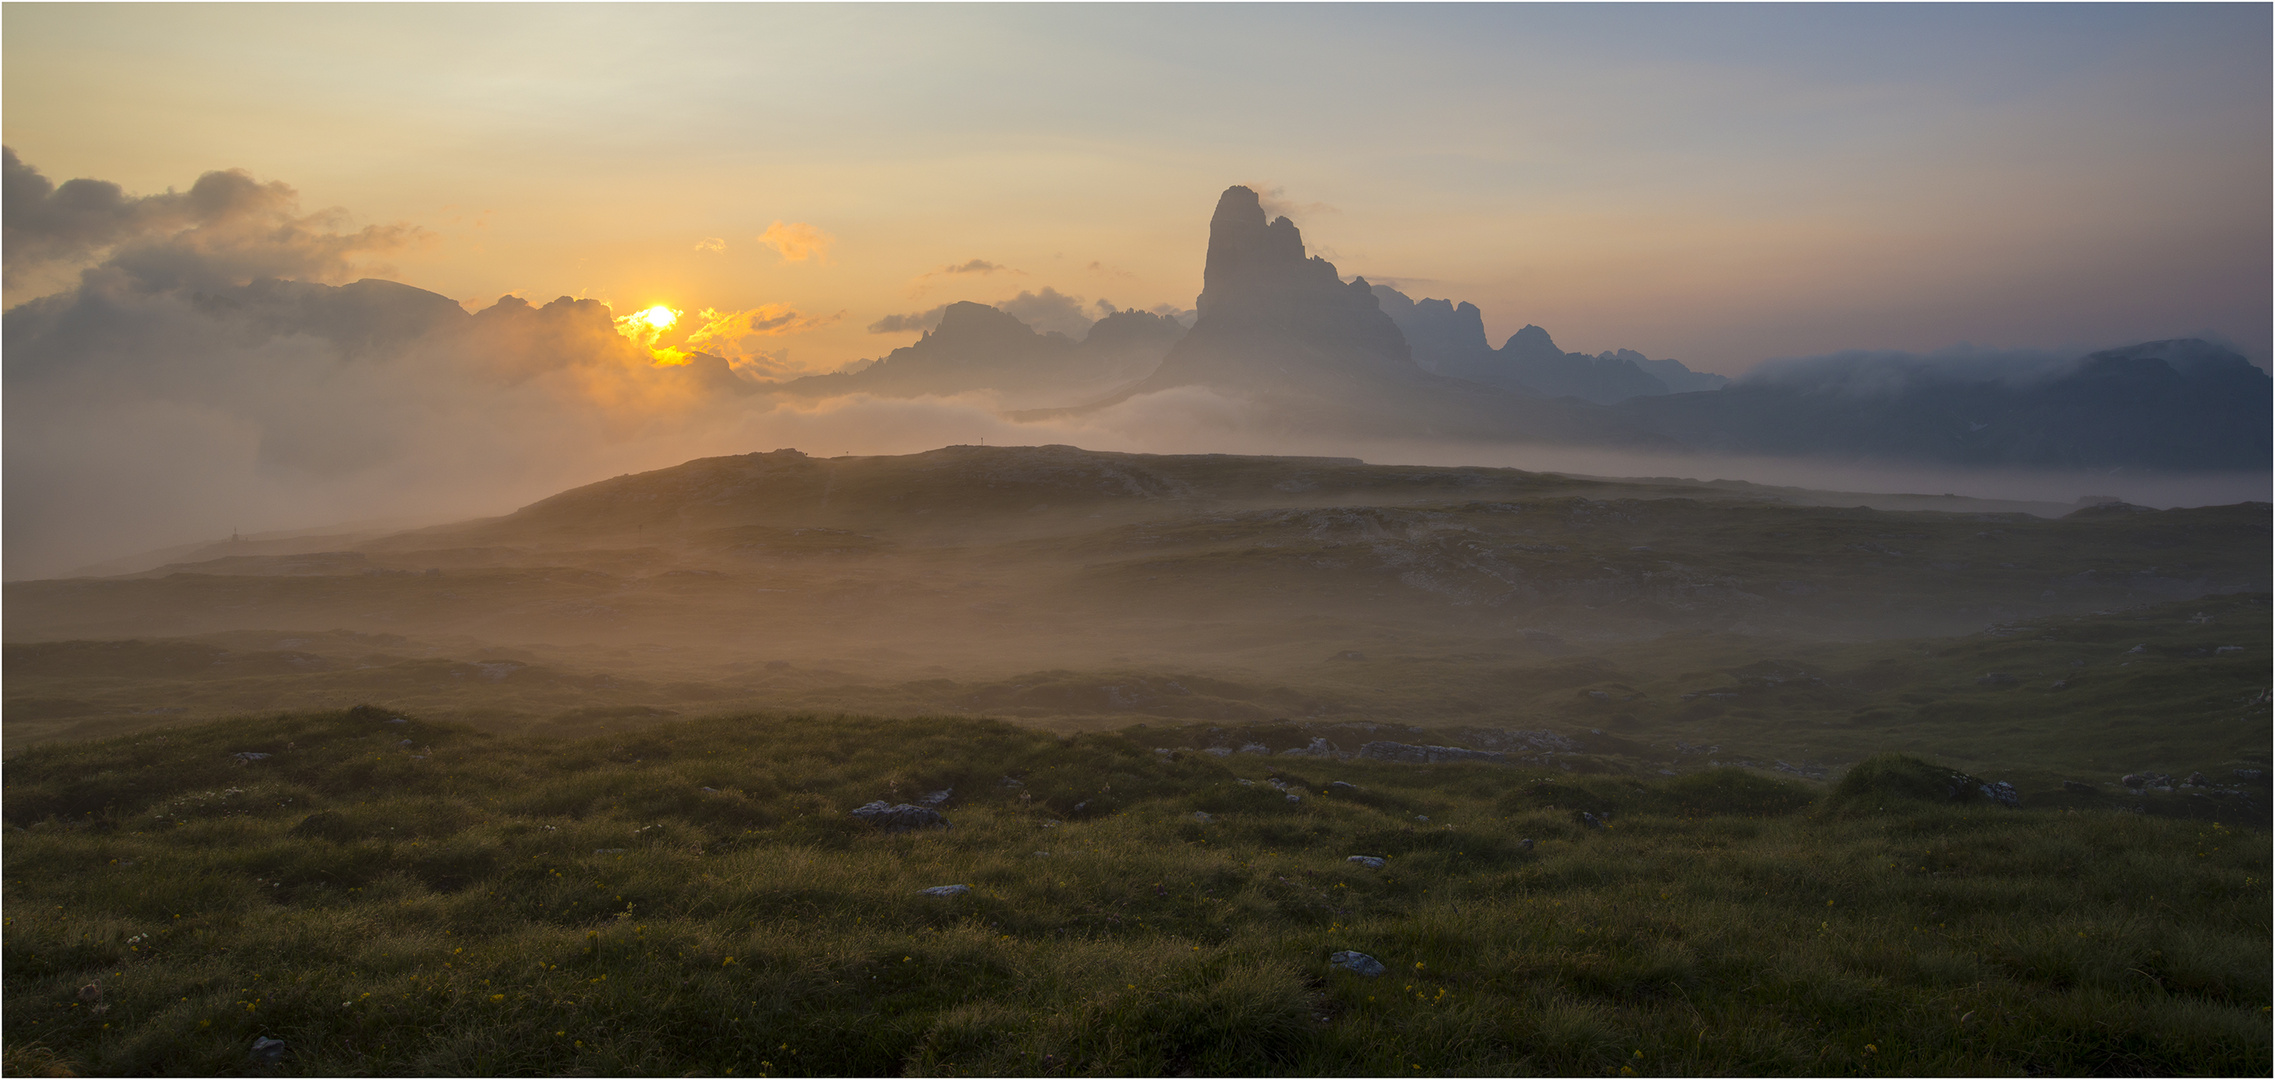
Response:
[781,301,1182,406]
[1371,284,1726,403]
[1620,338,2271,469]
[1091,186,1662,445]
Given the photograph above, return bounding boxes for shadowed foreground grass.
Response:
[4,709,2267,1076]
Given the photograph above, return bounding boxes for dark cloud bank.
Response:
[6,155,2265,580]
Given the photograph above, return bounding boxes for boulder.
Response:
[850,801,950,832]
[1328,950,1387,977]
[1978,781,2021,808]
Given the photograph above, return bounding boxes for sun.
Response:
[622,305,679,334]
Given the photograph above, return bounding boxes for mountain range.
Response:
[882,185,2269,471]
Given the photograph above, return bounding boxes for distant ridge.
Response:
[1371,283,1728,403]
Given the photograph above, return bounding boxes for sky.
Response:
[3,3,2269,577]
[6,3,2268,375]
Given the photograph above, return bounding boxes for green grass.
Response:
[6,709,2267,1075]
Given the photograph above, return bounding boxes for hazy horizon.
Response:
[6,4,2270,579]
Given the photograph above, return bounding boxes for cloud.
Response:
[868,304,952,334]
[2,145,420,303]
[681,305,845,377]
[997,286,1094,337]
[1245,183,1339,224]
[1148,302,1198,327]
[941,258,1006,275]
[756,220,832,263]
[694,237,726,253]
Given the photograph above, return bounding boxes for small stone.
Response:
[919,884,970,897]
[1580,812,1605,829]
[2184,772,2210,788]
[1328,950,1387,977]
[1415,815,1430,823]
[1285,792,1302,803]
[2236,769,2267,783]
[249,1037,288,1065]
[1518,838,1535,851]
[1191,811,1215,823]
[1328,781,1361,792]
[1346,855,1386,870]
[232,752,273,762]
[1978,781,2020,808]
[1238,743,1270,755]
[918,788,953,807]
[1205,747,1233,757]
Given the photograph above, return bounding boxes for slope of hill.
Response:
[6,445,2266,756]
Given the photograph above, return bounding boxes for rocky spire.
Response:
[1150,186,1412,384]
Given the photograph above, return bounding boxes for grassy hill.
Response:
[5,708,2266,1076]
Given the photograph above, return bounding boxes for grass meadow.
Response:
[4,708,2267,1076]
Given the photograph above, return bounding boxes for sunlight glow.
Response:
[613,304,690,366]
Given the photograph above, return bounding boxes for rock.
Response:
[1191,811,1215,823]
[1328,781,1362,792]
[1205,747,1234,757]
[1518,838,1535,851]
[2048,680,2069,690]
[1358,741,1507,765]
[1978,781,2020,808]
[2236,769,2267,784]
[249,1037,288,1065]
[1415,815,1430,823]
[2062,780,2097,794]
[849,801,951,832]
[232,752,273,762]
[919,884,970,897]
[76,982,101,1003]
[1580,812,1605,829]
[918,788,953,807]
[386,717,408,724]
[1346,855,1386,870]
[2127,644,2147,654]
[594,848,626,855]
[1237,743,1271,755]
[1279,737,1338,758]
[1285,792,1302,803]
[2184,772,2210,788]
[1328,950,1387,977]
